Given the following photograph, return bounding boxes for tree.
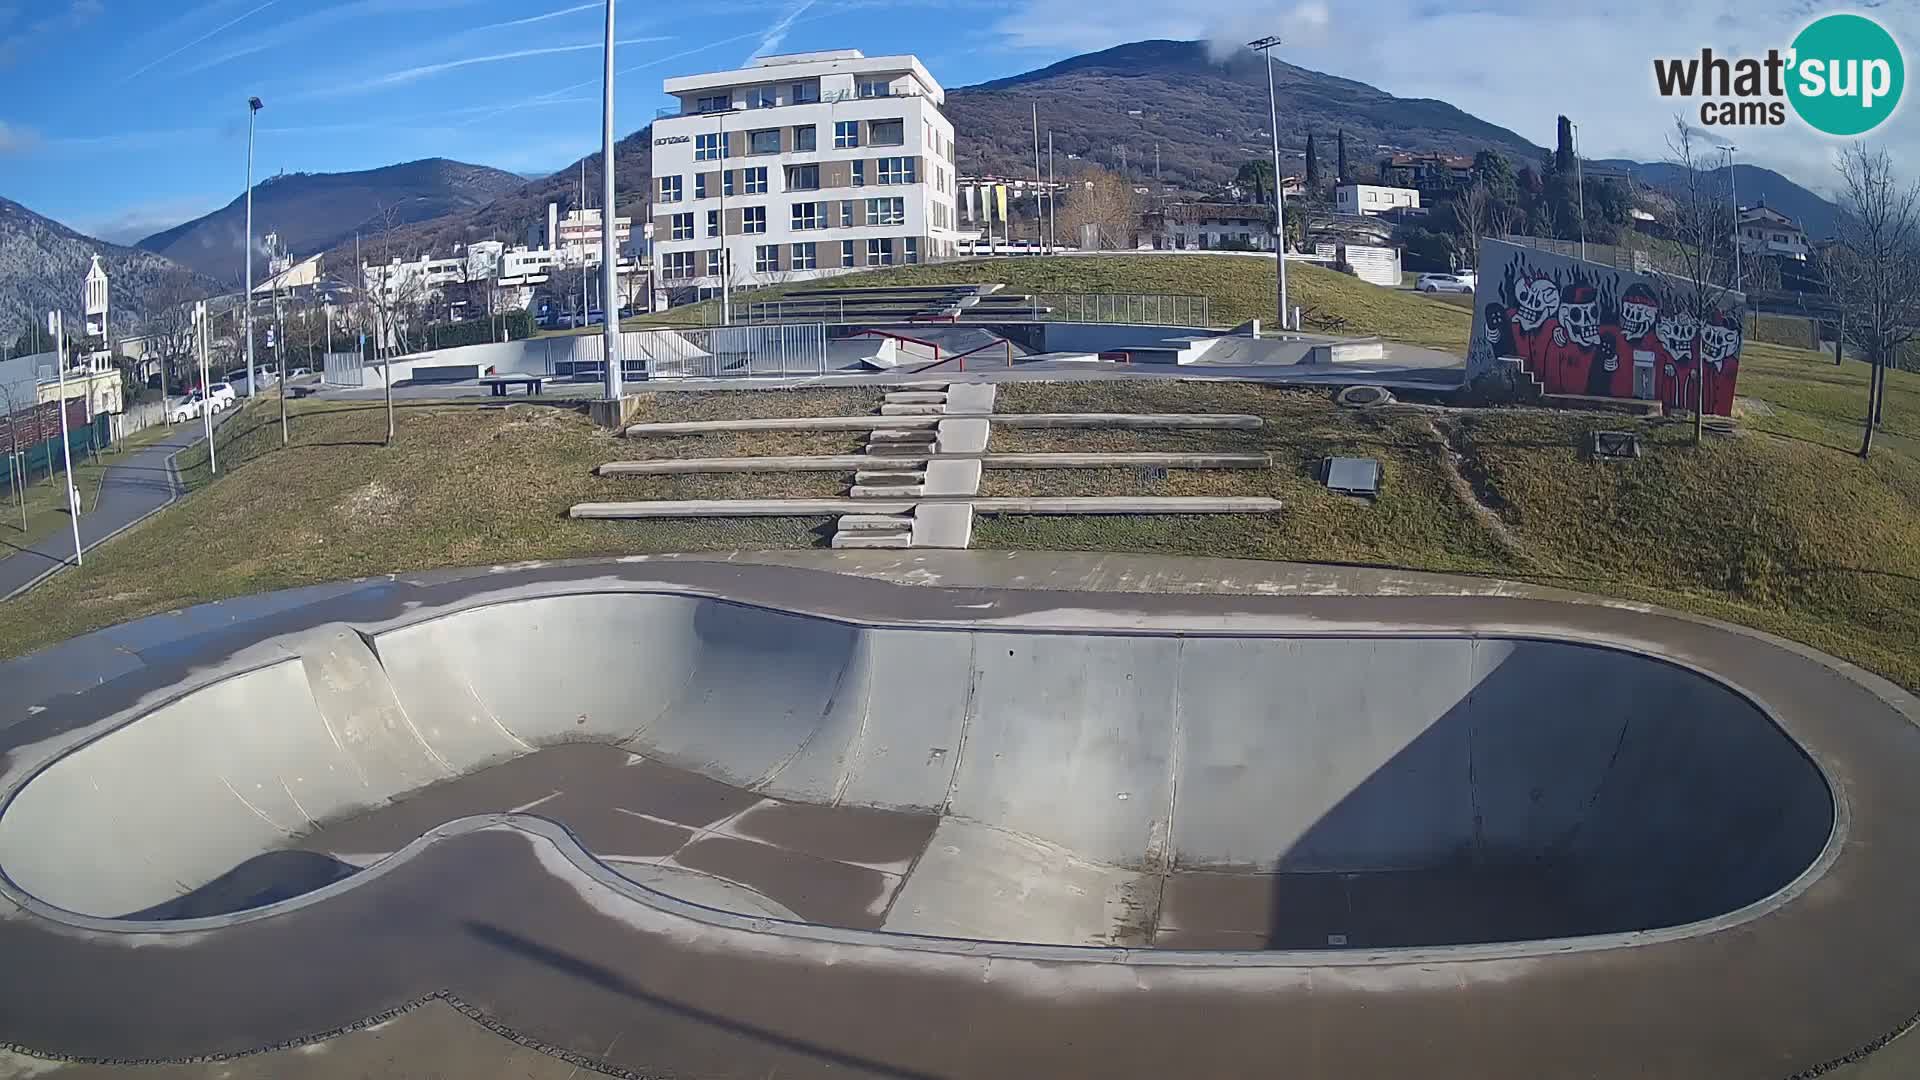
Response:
[1304,133,1320,189]
[1473,151,1518,206]
[1555,115,1575,176]
[136,270,205,409]
[1826,143,1920,458]
[1336,129,1347,184]
[1235,159,1276,205]
[1055,167,1140,250]
[1664,116,1742,443]
[1452,182,1491,268]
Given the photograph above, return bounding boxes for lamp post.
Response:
[48,311,81,568]
[716,103,744,325]
[1248,35,1288,331]
[1720,144,1741,291]
[244,96,262,400]
[600,0,623,398]
[1570,120,1586,261]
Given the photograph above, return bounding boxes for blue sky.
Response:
[0,0,1912,244]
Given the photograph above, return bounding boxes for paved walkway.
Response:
[0,413,225,601]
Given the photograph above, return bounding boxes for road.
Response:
[0,407,231,601]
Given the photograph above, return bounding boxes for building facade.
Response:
[1336,184,1421,216]
[1142,203,1277,251]
[1737,205,1810,261]
[648,50,959,295]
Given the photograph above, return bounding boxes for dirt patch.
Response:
[337,478,401,527]
[1429,418,1526,560]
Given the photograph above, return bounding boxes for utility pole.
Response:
[1032,102,1042,253]
[1722,144,1742,292]
[195,301,215,476]
[273,255,288,445]
[49,311,81,568]
[1047,131,1056,253]
[579,158,590,324]
[244,96,263,399]
[600,0,623,399]
[1571,120,1586,261]
[1249,35,1289,330]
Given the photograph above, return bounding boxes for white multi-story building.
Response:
[1335,184,1421,216]
[1737,204,1810,261]
[648,50,960,294]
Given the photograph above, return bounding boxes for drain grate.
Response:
[1324,456,1381,498]
[1591,431,1641,460]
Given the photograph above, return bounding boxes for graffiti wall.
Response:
[1467,239,1745,415]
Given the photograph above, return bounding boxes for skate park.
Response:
[2,553,1919,1078]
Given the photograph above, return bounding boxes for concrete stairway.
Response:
[830,383,993,549]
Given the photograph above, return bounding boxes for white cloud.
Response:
[0,119,37,154]
[989,0,1919,193]
[82,195,227,245]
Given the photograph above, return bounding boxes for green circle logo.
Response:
[1787,14,1905,135]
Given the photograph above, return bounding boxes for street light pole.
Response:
[49,310,81,568]
[601,0,623,398]
[718,105,739,325]
[1571,120,1586,261]
[1721,144,1741,291]
[1249,36,1288,331]
[244,96,262,399]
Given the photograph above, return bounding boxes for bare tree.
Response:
[356,203,414,446]
[1486,198,1518,245]
[1827,143,1920,458]
[1054,167,1141,251]
[138,269,204,416]
[1453,182,1491,269]
[1663,116,1741,443]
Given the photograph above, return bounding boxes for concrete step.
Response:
[869,429,938,445]
[854,470,926,486]
[891,380,951,391]
[880,403,946,416]
[884,392,949,405]
[572,498,916,518]
[866,443,934,456]
[855,457,925,471]
[851,484,926,498]
[836,513,917,532]
[831,532,914,549]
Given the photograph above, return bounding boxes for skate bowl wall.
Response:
[0,591,1835,945]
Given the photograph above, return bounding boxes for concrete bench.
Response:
[480,375,545,397]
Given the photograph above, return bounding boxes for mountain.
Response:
[0,197,219,348]
[135,158,525,285]
[1594,159,1840,239]
[944,40,1545,190]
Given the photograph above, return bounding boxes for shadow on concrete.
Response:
[121,850,358,920]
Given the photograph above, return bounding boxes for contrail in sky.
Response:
[368,36,672,89]
[471,1,601,34]
[117,0,281,85]
[748,0,817,61]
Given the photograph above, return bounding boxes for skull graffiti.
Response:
[1619,285,1659,340]
[1700,315,1742,369]
[1656,312,1699,363]
[1482,304,1506,347]
[1558,286,1601,348]
[1515,276,1559,331]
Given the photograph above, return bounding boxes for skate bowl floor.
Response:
[0,554,1917,1079]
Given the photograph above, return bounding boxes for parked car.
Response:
[206,383,237,410]
[1417,273,1476,294]
[168,393,206,423]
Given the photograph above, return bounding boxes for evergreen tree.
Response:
[1305,133,1320,188]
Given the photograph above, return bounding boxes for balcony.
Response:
[657,86,921,119]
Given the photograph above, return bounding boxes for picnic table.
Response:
[480,375,544,397]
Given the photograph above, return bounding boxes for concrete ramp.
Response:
[0,593,1833,954]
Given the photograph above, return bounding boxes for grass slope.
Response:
[617,255,1475,351]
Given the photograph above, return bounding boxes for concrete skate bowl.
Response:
[0,591,1836,953]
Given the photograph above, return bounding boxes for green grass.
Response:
[1,422,183,555]
[622,256,1476,350]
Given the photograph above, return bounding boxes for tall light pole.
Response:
[1720,144,1741,291]
[1249,36,1288,331]
[1570,120,1586,261]
[48,311,81,568]
[243,95,263,399]
[601,0,622,398]
[716,103,743,325]
[196,301,216,476]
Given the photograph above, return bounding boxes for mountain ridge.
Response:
[0,196,219,349]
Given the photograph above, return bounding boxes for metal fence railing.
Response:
[632,323,829,379]
[1034,293,1211,327]
[322,350,364,388]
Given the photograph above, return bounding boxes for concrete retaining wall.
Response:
[0,594,1832,931]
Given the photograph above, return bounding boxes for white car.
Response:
[168,393,207,423]
[1417,273,1476,293]
[206,383,237,410]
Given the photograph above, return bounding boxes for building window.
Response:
[743,167,768,195]
[869,119,904,146]
[742,206,766,234]
[867,237,893,265]
[695,132,722,161]
[755,244,780,273]
[792,201,824,230]
[695,173,708,199]
[867,197,904,225]
[748,129,780,155]
[791,242,817,270]
[670,213,694,240]
[657,175,682,202]
[878,157,914,184]
[723,170,735,197]
[786,164,820,191]
[663,251,695,279]
[746,86,776,109]
[858,80,889,98]
[852,159,865,186]
[905,237,919,264]
[839,200,854,227]
[834,121,859,149]
[695,95,729,113]
[791,81,819,105]
[706,209,720,237]
[794,125,816,152]
[842,239,855,265]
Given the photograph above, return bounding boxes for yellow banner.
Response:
[995,184,1008,224]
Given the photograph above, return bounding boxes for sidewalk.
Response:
[0,412,227,601]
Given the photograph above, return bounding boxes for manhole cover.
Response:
[1591,431,1641,460]
[1324,456,1381,497]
